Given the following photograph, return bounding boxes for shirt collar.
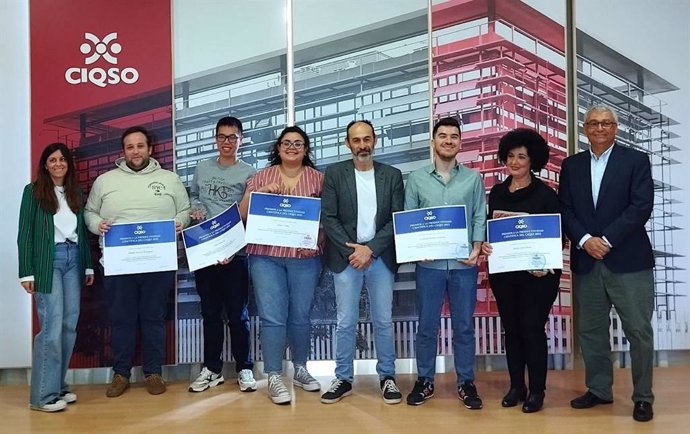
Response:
[589,143,615,161]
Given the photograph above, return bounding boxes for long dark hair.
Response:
[33,142,80,214]
[268,126,316,168]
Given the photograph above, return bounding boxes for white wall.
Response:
[0,0,32,368]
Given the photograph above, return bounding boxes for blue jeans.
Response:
[333,257,395,382]
[415,265,478,384]
[30,242,81,407]
[249,255,321,374]
[104,270,175,377]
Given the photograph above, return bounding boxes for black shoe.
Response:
[570,391,613,409]
[458,381,483,410]
[320,379,352,404]
[633,401,653,422]
[380,377,402,404]
[522,392,545,413]
[501,386,527,407]
[406,379,435,406]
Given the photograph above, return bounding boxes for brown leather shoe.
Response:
[106,374,130,398]
[145,374,166,395]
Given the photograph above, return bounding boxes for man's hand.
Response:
[85,275,95,286]
[459,242,482,266]
[175,221,183,235]
[583,237,610,260]
[345,242,373,269]
[190,209,206,220]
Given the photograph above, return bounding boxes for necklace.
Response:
[509,178,531,192]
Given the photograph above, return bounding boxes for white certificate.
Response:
[393,205,469,263]
[182,203,246,272]
[245,192,321,249]
[487,214,563,274]
[103,220,177,276]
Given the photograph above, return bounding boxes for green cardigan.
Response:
[17,184,93,294]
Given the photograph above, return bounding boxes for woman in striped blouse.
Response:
[17,142,94,412]
[240,126,324,405]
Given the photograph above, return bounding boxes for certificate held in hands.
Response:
[103,220,177,276]
[182,203,246,272]
[393,205,469,263]
[245,192,321,249]
[487,213,563,274]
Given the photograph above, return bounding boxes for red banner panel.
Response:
[30,0,175,368]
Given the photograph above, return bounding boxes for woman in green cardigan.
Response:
[17,142,94,412]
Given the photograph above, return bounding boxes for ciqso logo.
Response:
[65,32,140,88]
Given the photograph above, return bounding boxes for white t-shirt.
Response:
[355,168,377,243]
[54,186,78,243]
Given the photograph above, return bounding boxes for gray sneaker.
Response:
[293,365,320,392]
[267,373,291,405]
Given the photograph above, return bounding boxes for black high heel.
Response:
[522,392,545,413]
[501,386,527,407]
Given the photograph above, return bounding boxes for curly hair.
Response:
[497,128,550,172]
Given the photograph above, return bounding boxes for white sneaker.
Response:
[188,367,224,392]
[238,369,257,392]
[59,391,77,404]
[293,365,321,391]
[30,398,67,412]
[267,373,291,404]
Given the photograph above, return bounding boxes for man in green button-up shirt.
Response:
[403,117,486,409]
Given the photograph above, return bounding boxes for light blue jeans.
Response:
[30,242,81,407]
[249,255,321,374]
[415,265,478,384]
[333,257,395,382]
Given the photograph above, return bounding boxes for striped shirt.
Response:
[246,165,324,258]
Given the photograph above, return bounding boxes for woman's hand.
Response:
[98,219,112,234]
[218,255,235,265]
[259,183,282,194]
[20,281,34,294]
[297,248,318,258]
[481,242,493,256]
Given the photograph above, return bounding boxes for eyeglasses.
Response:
[584,121,617,129]
[216,134,241,143]
[280,140,305,149]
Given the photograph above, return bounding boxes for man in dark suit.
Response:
[559,105,655,422]
[319,120,404,405]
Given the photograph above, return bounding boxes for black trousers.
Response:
[194,256,253,373]
[490,271,559,393]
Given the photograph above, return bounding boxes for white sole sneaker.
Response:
[293,378,321,392]
[30,399,67,412]
[238,378,257,392]
[270,393,292,405]
[60,392,77,404]
[188,376,225,392]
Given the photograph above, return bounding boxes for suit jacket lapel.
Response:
[374,162,385,226]
[595,145,620,210]
[345,160,358,216]
[577,151,595,212]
